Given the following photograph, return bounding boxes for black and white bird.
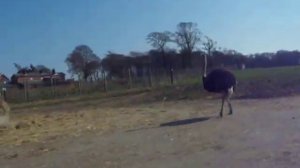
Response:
[202,53,237,118]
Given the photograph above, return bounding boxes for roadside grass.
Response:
[11,87,151,110]
[9,66,300,110]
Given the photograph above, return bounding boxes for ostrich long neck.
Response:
[202,53,208,90]
[203,53,207,77]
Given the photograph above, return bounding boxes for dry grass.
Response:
[0,105,161,146]
[0,110,104,145]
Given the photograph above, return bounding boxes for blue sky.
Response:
[1,0,300,76]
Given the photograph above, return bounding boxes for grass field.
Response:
[234,66,300,98]
[8,65,300,110]
[144,65,300,101]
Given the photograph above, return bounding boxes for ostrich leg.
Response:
[228,99,233,115]
[227,87,234,115]
[220,93,225,118]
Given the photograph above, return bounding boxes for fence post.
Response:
[148,66,152,87]
[128,68,132,89]
[170,68,174,85]
[51,75,55,97]
[103,71,107,92]
[24,79,29,102]
[78,80,82,95]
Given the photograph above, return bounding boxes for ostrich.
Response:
[202,39,237,118]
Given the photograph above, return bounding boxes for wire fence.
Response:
[1,69,202,104]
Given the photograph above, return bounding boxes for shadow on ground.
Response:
[160,117,211,127]
[126,117,212,133]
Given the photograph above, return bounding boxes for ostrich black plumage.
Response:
[202,54,237,118]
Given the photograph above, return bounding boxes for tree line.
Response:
[11,22,300,83]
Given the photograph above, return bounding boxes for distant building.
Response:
[15,72,66,87]
[0,74,9,84]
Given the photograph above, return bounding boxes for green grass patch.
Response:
[10,66,300,109]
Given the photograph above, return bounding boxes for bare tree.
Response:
[101,52,131,79]
[174,22,201,69]
[147,31,172,70]
[65,45,101,81]
[202,36,217,57]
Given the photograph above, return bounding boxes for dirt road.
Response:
[1,96,300,168]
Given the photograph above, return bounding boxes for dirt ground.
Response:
[1,95,300,168]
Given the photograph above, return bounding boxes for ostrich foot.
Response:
[219,112,223,118]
